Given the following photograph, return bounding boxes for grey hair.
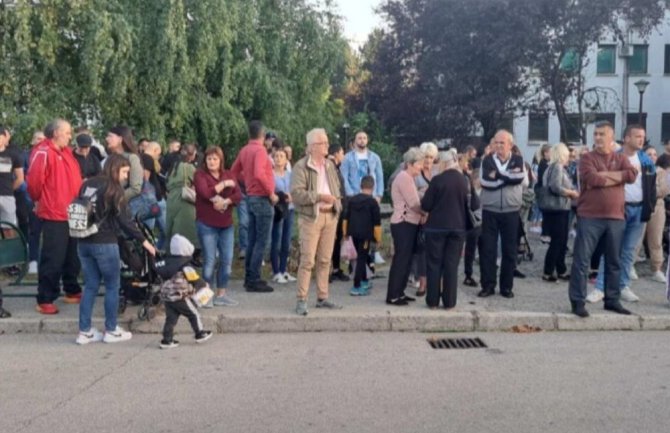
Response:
[550,142,570,164]
[419,142,438,158]
[439,149,459,169]
[305,128,327,147]
[44,118,68,139]
[495,129,515,146]
[403,147,424,165]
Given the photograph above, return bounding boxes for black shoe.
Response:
[463,277,478,287]
[195,330,213,343]
[386,298,409,306]
[542,274,558,282]
[500,291,515,299]
[557,274,571,281]
[571,301,589,318]
[513,269,526,279]
[477,289,494,298]
[401,295,416,302]
[330,270,350,282]
[245,281,274,293]
[604,303,632,315]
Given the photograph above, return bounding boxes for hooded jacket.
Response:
[619,148,656,222]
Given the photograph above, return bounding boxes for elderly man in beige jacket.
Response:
[290,128,343,316]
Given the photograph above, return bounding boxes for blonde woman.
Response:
[541,143,578,282]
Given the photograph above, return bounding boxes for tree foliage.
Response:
[360,0,669,146]
[0,0,349,153]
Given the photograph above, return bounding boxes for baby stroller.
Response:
[118,220,162,320]
[517,215,534,264]
[119,220,196,321]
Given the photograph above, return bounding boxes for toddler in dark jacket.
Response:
[342,176,381,296]
[158,234,213,349]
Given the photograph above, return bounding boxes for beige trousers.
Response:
[296,212,338,300]
[645,200,666,272]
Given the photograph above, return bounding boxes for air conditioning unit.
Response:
[619,44,633,57]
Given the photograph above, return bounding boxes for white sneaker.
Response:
[629,267,638,280]
[283,272,297,282]
[103,326,132,343]
[529,226,542,234]
[28,261,38,274]
[76,328,103,345]
[374,251,386,264]
[620,287,639,302]
[651,270,667,283]
[272,273,287,284]
[586,290,604,303]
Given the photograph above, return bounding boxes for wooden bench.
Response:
[0,221,29,285]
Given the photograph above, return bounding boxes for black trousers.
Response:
[352,237,370,287]
[14,190,30,241]
[464,227,481,278]
[162,298,203,342]
[480,210,519,294]
[543,210,570,275]
[331,214,344,272]
[425,231,465,308]
[387,222,418,301]
[37,220,81,304]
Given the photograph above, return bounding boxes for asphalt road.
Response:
[2,332,670,433]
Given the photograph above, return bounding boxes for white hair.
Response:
[305,128,327,147]
[419,142,438,158]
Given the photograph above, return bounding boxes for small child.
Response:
[342,175,382,296]
[158,235,213,349]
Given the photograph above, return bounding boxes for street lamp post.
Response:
[634,79,650,125]
[342,123,350,148]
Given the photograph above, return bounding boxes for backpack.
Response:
[67,186,104,238]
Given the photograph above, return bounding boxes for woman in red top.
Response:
[193,146,242,307]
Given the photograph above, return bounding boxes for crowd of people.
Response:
[0,118,669,345]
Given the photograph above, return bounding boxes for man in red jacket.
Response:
[27,119,83,314]
[231,121,278,293]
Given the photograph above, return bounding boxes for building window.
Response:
[528,113,549,142]
[559,49,580,72]
[628,45,648,75]
[592,113,616,130]
[626,113,647,130]
[665,45,670,74]
[564,114,582,143]
[597,45,616,74]
[662,114,670,142]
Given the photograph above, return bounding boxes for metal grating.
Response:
[428,337,488,350]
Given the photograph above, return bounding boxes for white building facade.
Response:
[512,17,670,162]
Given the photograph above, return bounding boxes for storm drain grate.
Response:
[428,337,487,350]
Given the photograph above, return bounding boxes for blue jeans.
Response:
[271,209,294,274]
[78,242,121,332]
[569,217,624,304]
[196,221,234,289]
[236,194,249,252]
[245,196,274,283]
[595,205,645,292]
[144,199,167,250]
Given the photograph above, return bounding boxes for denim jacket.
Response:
[340,150,384,198]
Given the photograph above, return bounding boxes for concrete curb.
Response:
[1,311,668,335]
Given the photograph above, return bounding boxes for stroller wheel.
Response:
[150,293,161,306]
[146,307,157,321]
[138,306,148,321]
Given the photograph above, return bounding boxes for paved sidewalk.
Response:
[2,234,669,335]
